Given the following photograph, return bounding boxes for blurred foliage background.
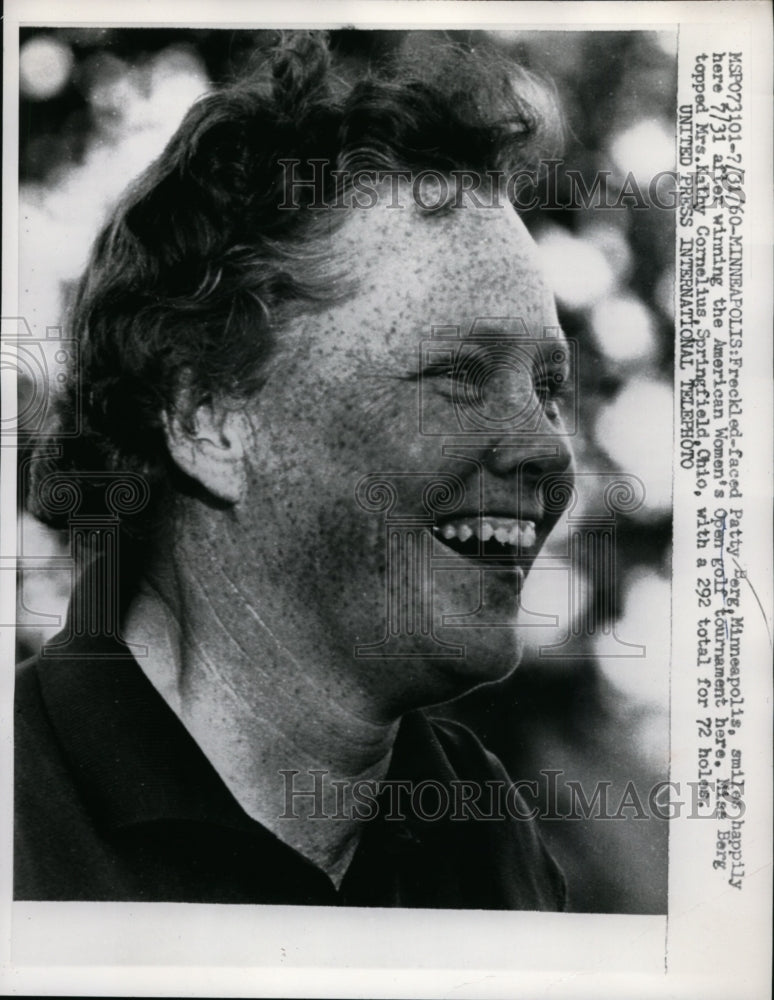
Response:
[15,27,676,913]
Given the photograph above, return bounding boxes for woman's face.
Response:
[231,189,575,715]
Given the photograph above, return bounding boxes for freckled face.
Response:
[233,195,574,715]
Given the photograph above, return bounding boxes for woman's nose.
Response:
[483,432,574,479]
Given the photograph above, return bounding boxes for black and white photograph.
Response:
[2,1,771,997]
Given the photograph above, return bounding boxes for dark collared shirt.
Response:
[15,626,566,909]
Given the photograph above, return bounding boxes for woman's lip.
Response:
[427,530,531,599]
[435,509,545,524]
[429,525,541,571]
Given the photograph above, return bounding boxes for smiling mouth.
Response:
[432,516,539,562]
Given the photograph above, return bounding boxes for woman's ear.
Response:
[163,401,250,504]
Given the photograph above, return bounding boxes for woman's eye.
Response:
[535,372,567,417]
[424,365,458,387]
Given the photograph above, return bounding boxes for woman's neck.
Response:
[122,526,399,887]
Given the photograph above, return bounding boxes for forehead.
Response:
[315,194,560,351]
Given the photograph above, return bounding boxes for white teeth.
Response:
[433,517,538,551]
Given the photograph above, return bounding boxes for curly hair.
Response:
[29,29,559,538]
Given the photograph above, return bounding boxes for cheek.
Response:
[309,508,388,655]
[314,501,384,580]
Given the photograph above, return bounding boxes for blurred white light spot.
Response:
[590,295,657,364]
[536,227,615,310]
[519,554,589,656]
[20,35,74,100]
[653,32,678,57]
[146,46,210,143]
[610,119,675,187]
[484,30,522,44]
[16,513,71,647]
[655,267,675,319]
[580,221,633,281]
[18,45,211,338]
[78,51,128,108]
[90,61,137,114]
[594,378,672,516]
[597,569,670,708]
